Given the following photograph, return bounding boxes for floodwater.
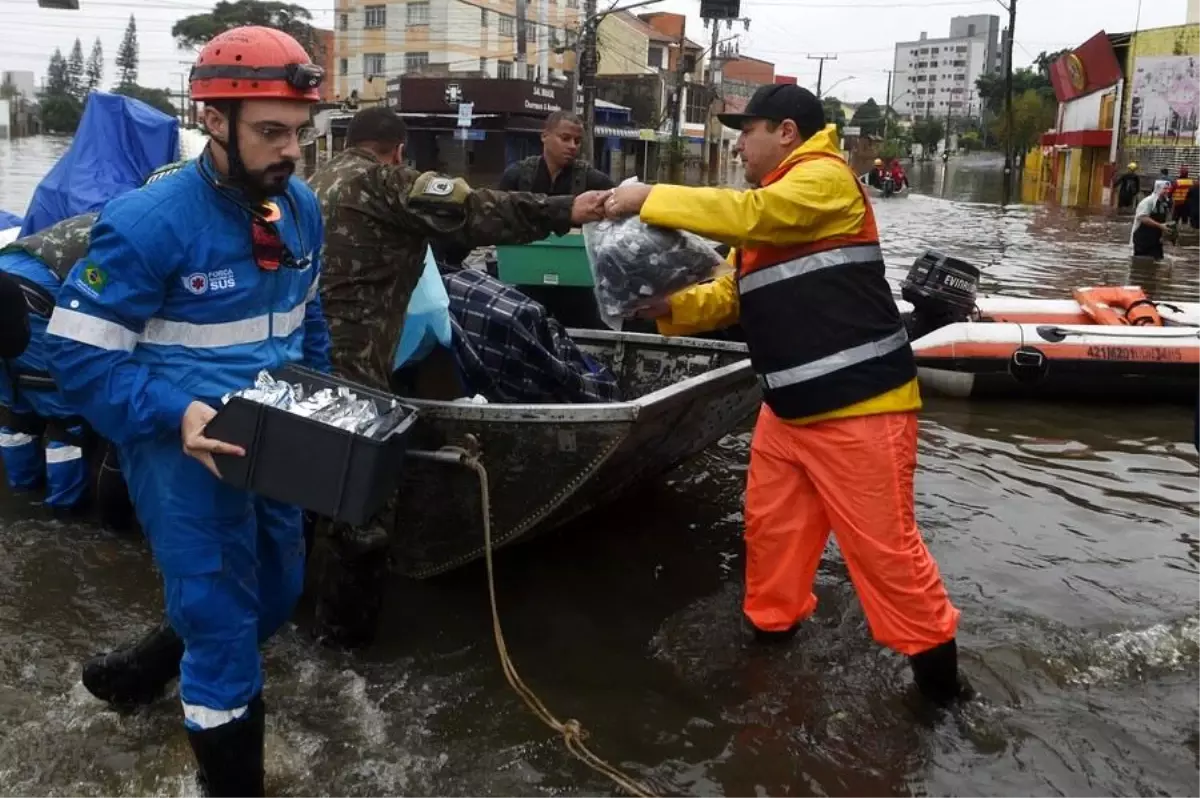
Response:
[0,138,1197,797]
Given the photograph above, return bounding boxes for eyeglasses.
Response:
[244,121,319,147]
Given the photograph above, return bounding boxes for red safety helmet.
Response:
[190,26,323,103]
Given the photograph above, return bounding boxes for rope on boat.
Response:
[437,445,658,798]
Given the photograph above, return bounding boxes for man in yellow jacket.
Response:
[606,84,969,705]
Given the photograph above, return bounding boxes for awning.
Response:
[1038,129,1113,148]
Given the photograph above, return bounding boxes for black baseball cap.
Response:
[717,83,826,138]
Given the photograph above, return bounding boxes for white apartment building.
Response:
[334,0,580,103]
[1,71,37,100]
[891,14,1000,120]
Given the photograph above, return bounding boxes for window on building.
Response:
[498,60,513,78]
[953,60,966,67]
[338,12,348,31]
[954,73,966,81]
[525,21,537,42]
[481,8,488,26]
[648,45,665,68]
[499,14,515,36]
[407,1,429,26]
[364,5,386,28]
[364,53,386,78]
[338,57,348,75]
[967,24,976,36]
[930,60,938,67]
[405,51,429,72]
[917,61,927,68]
[931,47,939,53]
[957,45,967,53]
[479,56,488,74]
[920,48,928,54]
[916,75,926,81]
[567,0,578,8]
[917,88,926,95]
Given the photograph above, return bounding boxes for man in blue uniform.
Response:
[45,26,331,796]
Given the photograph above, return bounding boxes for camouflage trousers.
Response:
[308,501,395,650]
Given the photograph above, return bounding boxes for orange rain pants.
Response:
[743,405,960,656]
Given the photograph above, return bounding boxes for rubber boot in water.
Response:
[908,638,974,706]
[82,618,184,708]
[313,522,390,650]
[187,693,266,798]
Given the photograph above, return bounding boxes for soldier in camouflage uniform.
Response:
[0,212,132,523]
[498,110,616,196]
[306,106,611,647]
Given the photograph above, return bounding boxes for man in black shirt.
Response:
[499,110,615,195]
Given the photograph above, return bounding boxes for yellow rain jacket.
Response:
[642,125,920,425]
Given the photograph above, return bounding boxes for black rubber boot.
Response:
[81,618,184,708]
[312,522,390,650]
[749,622,801,645]
[187,693,265,798]
[909,638,974,706]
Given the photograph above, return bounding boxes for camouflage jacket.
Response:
[0,212,99,282]
[307,147,575,390]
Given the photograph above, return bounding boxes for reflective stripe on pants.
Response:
[743,405,960,656]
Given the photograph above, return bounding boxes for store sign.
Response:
[1050,31,1122,102]
[398,77,568,116]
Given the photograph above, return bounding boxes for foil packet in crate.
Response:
[222,371,408,440]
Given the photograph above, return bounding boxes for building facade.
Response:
[333,0,580,103]
[891,15,999,119]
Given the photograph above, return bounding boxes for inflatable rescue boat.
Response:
[899,251,1200,402]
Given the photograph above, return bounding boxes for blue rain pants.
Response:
[119,434,305,731]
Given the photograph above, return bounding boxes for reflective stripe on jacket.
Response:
[1172,178,1195,205]
[645,124,920,423]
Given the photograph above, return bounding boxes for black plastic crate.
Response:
[206,365,418,526]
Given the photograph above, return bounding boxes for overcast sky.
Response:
[0,0,1190,103]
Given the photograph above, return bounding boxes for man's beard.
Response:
[247,160,297,197]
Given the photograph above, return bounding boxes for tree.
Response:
[975,67,1052,117]
[959,130,982,153]
[45,48,71,96]
[116,14,139,88]
[1,74,17,101]
[40,94,84,133]
[822,97,846,134]
[911,117,944,158]
[86,38,104,94]
[172,0,324,61]
[113,84,178,117]
[850,97,886,137]
[990,88,1056,160]
[67,38,85,100]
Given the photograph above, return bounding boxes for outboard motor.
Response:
[882,174,895,198]
[900,250,980,339]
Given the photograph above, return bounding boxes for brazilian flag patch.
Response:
[81,261,107,293]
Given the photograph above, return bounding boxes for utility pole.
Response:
[669,26,687,182]
[1001,0,1016,205]
[705,19,722,185]
[808,53,837,97]
[883,68,895,140]
[580,0,598,163]
[516,0,528,80]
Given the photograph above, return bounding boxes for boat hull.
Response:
[389,330,760,578]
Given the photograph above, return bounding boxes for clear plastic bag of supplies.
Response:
[582,178,724,331]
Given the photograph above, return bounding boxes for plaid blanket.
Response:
[444,269,622,404]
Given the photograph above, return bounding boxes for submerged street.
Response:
[0,137,1196,797]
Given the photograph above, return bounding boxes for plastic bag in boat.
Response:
[582,179,724,331]
[19,92,180,236]
[392,245,454,372]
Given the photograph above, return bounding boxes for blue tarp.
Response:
[19,92,179,237]
[0,211,21,231]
